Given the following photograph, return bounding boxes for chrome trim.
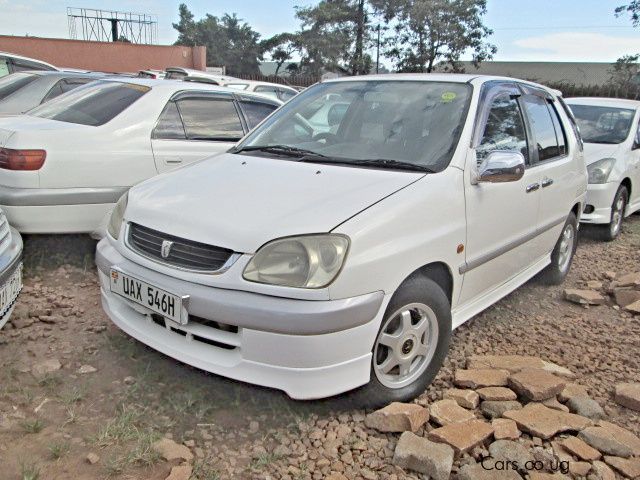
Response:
[459,215,566,274]
[124,223,241,275]
[0,186,128,206]
[476,151,526,184]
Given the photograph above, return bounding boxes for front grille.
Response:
[128,222,235,272]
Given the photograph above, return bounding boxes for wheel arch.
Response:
[621,177,632,198]
[401,261,454,306]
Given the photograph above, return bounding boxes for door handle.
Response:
[165,159,183,165]
[526,183,540,193]
[541,178,554,188]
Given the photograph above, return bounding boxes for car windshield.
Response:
[29,80,150,126]
[234,80,472,172]
[569,104,636,144]
[0,72,38,101]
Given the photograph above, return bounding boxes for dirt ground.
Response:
[0,217,638,480]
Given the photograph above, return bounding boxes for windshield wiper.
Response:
[298,157,434,173]
[233,144,329,158]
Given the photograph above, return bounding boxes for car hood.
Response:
[583,142,622,166]
[126,153,424,253]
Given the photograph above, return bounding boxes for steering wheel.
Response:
[312,132,337,144]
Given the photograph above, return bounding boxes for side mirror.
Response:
[477,151,526,184]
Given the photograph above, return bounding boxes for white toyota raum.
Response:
[97,74,587,405]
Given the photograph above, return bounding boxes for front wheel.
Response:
[600,186,628,242]
[352,276,451,408]
[539,212,578,285]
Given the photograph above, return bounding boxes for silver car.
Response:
[0,208,22,329]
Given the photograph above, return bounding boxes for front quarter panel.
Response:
[329,167,465,306]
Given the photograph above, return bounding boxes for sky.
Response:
[2,0,639,63]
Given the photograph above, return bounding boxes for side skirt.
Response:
[451,253,551,330]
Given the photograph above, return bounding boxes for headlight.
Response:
[243,234,349,288]
[107,192,128,240]
[587,158,616,184]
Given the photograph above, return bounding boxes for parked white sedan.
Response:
[98,74,586,404]
[566,97,640,240]
[0,78,282,234]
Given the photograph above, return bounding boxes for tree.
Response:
[173,4,263,75]
[294,0,375,76]
[615,2,640,26]
[376,0,496,73]
[609,54,640,90]
[261,33,299,75]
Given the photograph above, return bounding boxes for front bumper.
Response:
[96,239,388,399]
[0,227,23,330]
[581,182,619,224]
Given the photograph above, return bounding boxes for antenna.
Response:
[67,7,158,44]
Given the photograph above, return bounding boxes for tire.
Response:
[351,275,451,408]
[539,212,578,285]
[599,186,628,242]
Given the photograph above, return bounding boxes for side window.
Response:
[152,101,186,140]
[557,97,583,152]
[278,88,297,102]
[42,82,65,103]
[0,59,9,77]
[522,95,563,162]
[548,102,567,156]
[60,78,92,94]
[477,92,528,164]
[239,101,278,129]
[176,97,244,141]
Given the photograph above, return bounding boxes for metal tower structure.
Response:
[67,7,158,44]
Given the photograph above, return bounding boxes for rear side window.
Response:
[477,93,528,164]
[278,88,297,101]
[0,60,9,77]
[176,97,244,141]
[43,78,94,103]
[165,71,187,80]
[522,95,566,161]
[239,101,278,129]
[152,101,187,139]
[0,73,38,101]
[30,81,150,126]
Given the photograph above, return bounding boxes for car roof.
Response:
[226,79,298,91]
[0,51,58,70]
[324,73,560,96]
[565,97,640,109]
[102,77,283,104]
[16,70,105,79]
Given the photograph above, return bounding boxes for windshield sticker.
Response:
[441,92,457,103]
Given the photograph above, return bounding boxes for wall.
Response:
[0,35,206,73]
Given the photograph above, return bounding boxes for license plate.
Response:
[0,264,22,316]
[110,269,183,324]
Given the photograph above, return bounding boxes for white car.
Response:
[0,207,22,330]
[222,80,299,102]
[97,74,586,404]
[0,78,282,234]
[566,97,640,240]
[0,52,57,78]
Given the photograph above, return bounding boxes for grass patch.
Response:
[250,452,281,470]
[103,430,161,477]
[93,406,141,447]
[48,441,70,460]
[192,460,221,480]
[38,374,62,391]
[59,385,85,405]
[19,460,41,480]
[22,419,44,434]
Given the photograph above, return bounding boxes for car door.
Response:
[459,81,543,306]
[151,91,245,173]
[519,87,578,254]
[629,114,640,212]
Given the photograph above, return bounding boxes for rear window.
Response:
[165,71,187,80]
[568,104,635,144]
[0,72,38,101]
[29,81,150,126]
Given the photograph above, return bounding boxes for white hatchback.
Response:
[98,74,587,405]
[567,97,640,240]
[0,78,282,234]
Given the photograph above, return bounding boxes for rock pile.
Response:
[564,270,640,314]
[364,355,640,479]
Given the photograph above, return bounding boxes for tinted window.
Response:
[477,93,528,164]
[0,73,38,101]
[177,97,243,140]
[239,101,278,129]
[239,81,472,171]
[30,81,150,126]
[165,71,186,80]
[278,89,297,101]
[523,95,561,161]
[569,104,635,144]
[61,78,92,93]
[548,103,567,156]
[42,82,64,102]
[153,101,186,139]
